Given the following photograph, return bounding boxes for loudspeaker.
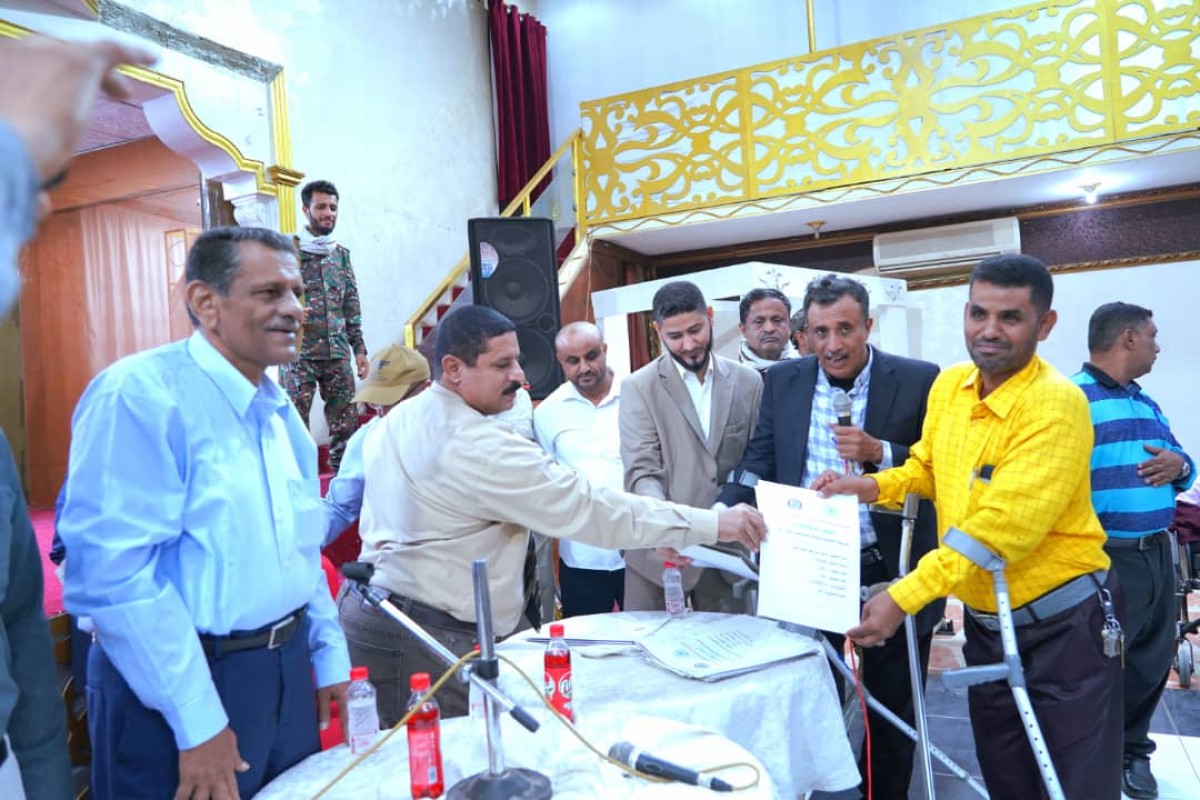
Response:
[468,217,563,400]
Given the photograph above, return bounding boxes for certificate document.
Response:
[756,481,861,632]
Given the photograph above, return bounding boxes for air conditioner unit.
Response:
[873,217,1021,280]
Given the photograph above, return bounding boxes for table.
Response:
[257,714,780,799]
[496,612,859,798]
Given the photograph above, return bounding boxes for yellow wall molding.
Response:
[580,0,1200,226]
[1,15,304,232]
[586,129,1200,238]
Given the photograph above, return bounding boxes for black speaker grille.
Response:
[474,257,551,324]
[468,217,563,400]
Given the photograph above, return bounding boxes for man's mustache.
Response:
[502,382,522,395]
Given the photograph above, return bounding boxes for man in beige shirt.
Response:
[339,305,766,723]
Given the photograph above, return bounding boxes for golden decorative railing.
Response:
[404,129,585,348]
[578,0,1200,225]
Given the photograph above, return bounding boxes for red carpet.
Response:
[29,507,62,617]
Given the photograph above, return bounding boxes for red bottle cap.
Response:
[663,561,676,569]
[411,672,432,691]
[549,622,565,638]
[350,666,368,681]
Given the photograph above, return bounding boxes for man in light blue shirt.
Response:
[324,342,430,549]
[59,227,352,800]
[0,34,155,800]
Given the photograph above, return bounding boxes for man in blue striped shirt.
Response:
[1072,302,1194,800]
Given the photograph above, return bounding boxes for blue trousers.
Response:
[86,620,320,799]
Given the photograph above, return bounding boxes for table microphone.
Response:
[832,388,854,474]
[608,741,733,792]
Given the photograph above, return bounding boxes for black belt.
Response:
[1105,530,1168,551]
[0,736,6,767]
[967,570,1106,631]
[199,607,306,657]
[861,544,885,567]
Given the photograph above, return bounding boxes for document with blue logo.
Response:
[755,481,862,633]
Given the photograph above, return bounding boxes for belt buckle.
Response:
[267,615,294,649]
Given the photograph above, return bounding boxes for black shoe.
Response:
[1123,757,1158,799]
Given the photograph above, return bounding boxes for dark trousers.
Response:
[1106,535,1176,761]
[559,560,624,618]
[964,571,1125,800]
[86,620,319,800]
[337,584,481,725]
[825,557,932,800]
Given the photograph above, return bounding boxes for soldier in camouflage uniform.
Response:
[280,180,369,472]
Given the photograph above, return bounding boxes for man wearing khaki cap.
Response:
[323,344,431,543]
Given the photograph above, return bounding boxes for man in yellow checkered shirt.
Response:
[816,254,1123,799]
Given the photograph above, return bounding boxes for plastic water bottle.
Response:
[543,622,574,722]
[345,666,379,755]
[663,561,686,619]
[406,672,445,798]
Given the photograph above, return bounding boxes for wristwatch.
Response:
[1180,459,1192,481]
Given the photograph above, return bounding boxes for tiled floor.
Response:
[810,594,1200,799]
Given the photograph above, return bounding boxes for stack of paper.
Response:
[635,614,818,681]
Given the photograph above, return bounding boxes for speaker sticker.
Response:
[478,241,499,279]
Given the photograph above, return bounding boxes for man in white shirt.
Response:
[343,305,766,722]
[534,322,626,617]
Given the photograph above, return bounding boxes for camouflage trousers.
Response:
[280,357,358,472]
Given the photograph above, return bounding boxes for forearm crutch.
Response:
[896,494,937,799]
[938,529,1065,800]
[820,637,988,797]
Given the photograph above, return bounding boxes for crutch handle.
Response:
[940,664,1011,689]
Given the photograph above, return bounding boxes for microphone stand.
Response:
[341,561,552,799]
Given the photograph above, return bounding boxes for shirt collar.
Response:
[959,354,1044,418]
[187,331,289,421]
[563,373,622,407]
[815,345,875,395]
[1081,361,1140,392]
[672,353,713,385]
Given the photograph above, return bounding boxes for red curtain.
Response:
[489,1,551,210]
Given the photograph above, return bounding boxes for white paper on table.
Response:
[635,614,818,681]
[677,544,759,581]
[755,481,861,633]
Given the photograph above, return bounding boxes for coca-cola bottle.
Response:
[543,622,574,722]
[406,672,445,798]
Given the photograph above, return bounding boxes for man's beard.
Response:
[306,214,335,236]
[668,336,712,374]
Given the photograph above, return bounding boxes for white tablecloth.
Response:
[257,714,779,799]
[496,612,858,798]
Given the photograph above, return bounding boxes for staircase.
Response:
[404,130,587,352]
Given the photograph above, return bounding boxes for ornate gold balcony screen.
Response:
[404,130,584,348]
[579,0,1200,226]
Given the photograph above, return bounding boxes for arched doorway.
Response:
[1,15,303,503]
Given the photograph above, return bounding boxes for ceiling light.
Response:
[1080,182,1101,205]
[807,220,826,240]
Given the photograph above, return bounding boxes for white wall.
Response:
[539,0,1025,148]
[117,0,499,359]
[907,260,1200,454]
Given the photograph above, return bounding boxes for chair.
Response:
[48,612,92,799]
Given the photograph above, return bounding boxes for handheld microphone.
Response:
[832,388,854,474]
[608,741,733,792]
[832,388,853,427]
